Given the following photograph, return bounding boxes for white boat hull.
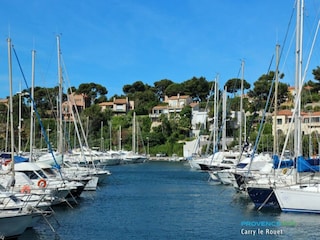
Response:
[84,176,99,191]
[215,170,235,185]
[274,184,320,213]
[0,212,33,238]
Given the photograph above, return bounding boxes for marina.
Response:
[18,161,319,239]
[0,2,319,239]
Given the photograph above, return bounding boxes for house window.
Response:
[286,118,293,124]
[277,119,282,125]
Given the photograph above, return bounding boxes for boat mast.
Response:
[213,75,218,153]
[57,35,63,154]
[294,0,303,158]
[273,44,280,156]
[29,50,35,161]
[239,60,244,153]
[119,125,122,151]
[18,83,22,154]
[221,86,227,151]
[109,121,112,151]
[8,38,15,179]
[100,121,104,151]
[132,112,136,153]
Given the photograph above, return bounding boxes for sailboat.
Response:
[0,38,36,238]
[244,44,288,208]
[50,36,112,189]
[269,0,320,213]
[206,63,252,183]
[120,112,148,164]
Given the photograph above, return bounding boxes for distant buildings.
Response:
[62,93,135,120]
[99,97,134,115]
[6,85,320,144]
[149,94,192,120]
[62,93,86,120]
[273,109,320,136]
[0,99,8,107]
[149,94,207,137]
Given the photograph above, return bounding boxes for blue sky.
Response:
[0,0,320,99]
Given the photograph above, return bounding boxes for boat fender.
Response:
[20,185,31,194]
[282,168,288,174]
[37,179,47,188]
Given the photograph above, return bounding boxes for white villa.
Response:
[273,109,320,136]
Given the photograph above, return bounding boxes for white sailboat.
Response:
[273,0,320,213]
[0,37,35,238]
[120,112,148,164]
[50,35,111,190]
[206,64,249,181]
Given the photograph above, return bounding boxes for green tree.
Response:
[184,76,210,101]
[312,66,320,92]
[32,86,61,118]
[154,79,174,101]
[82,104,111,135]
[123,81,146,94]
[131,90,158,115]
[228,96,250,112]
[225,78,251,93]
[67,86,77,94]
[247,71,288,111]
[159,114,172,138]
[165,83,184,97]
[76,82,108,107]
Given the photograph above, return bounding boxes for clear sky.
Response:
[0,0,320,99]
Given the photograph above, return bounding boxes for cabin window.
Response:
[23,171,39,180]
[36,170,47,179]
[43,168,56,177]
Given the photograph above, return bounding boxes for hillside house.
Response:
[99,97,134,115]
[61,93,86,121]
[150,94,193,121]
[273,109,320,136]
[150,94,207,136]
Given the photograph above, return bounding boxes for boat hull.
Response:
[247,187,279,209]
[0,212,33,238]
[274,185,320,213]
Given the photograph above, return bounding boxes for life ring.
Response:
[282,168,288,174]
[20,185,31,194]
[37,179,47,188]
[2,159,11,166]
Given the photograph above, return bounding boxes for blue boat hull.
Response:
[247,187,280,209]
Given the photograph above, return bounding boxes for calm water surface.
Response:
[20,161,319,240]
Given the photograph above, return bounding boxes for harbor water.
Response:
[20,161,319,239]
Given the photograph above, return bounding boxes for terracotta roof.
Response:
[168,95,190,100]
[114,98,127,104]
[153,105,168,110]
[99,102,113,106]
[277,110,320,117]
[277,110,293,116]
[301,111,320,117]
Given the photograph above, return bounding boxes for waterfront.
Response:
[20,161,319,239]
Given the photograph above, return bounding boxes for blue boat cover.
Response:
[297,156,320,172]
[272,155,294,169]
